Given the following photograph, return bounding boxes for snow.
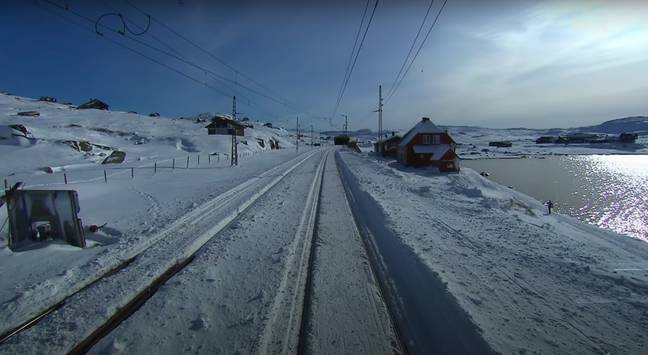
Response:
[336,150,648,354]
[0,93,314,339]
[2,150,323,354]
[303,152,400,354]
[347,116,648,159]
[398,118,444,147]
[412,144,451,156]
[448,125,648,159]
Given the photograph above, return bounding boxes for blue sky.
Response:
[2,0,647,130]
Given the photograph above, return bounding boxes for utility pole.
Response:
[341,114,348,135]
[378,85,384,149]
[231,96,238,166]
[310,125,314,147]
[296,116,299,153]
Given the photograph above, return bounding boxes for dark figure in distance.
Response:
[546,200,554,215]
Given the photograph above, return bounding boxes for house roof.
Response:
[413,144,450,155]
[399,118,444,147]
[205,117,245,129]
[377,135,401,144]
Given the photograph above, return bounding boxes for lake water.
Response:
[463,155,648,241]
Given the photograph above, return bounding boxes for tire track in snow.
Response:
[258,149,328,354]
[0,149,320,351]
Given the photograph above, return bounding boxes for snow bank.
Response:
[0,93,316,337]
[337,150,648,354]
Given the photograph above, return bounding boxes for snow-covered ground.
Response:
[337,150,648,354]
[449,125,648,159]
[2,91,647,353]
[0,93,315,338]
[348,116,648,159]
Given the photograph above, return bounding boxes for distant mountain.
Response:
[574,116,648,134]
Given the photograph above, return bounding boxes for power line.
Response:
[99,0,186,59]
[40,0,285,119]
[385,0,448,103]
[123,0,294,110]
[37,1,233,99]
[384,0,435,101]
[330,0,370,125]
[330,0,379,120]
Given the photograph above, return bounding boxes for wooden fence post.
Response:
[64,173,67,185]
[172,158,175,170]
[154,162,157,174]
[104,170,107,183]
[4,179,7,189]
[131,167,134,179]
[186,156,189,169]
[198,155,200,166]
[208,154,211,164]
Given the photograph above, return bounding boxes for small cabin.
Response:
[488,141,512,148]
[374,134,401,158]
[535,136,557,144]
[39,96,57,103]
[618,132,638,143]
[397,117,459,172]
[77,98,109,110]
[205,115,245,136]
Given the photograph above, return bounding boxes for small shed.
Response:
[397,117,459,172]
[488,141,512,148]
[205,115,245,136]
[77,98,109,110]
[374,134,401,158]
[39,96,57,103]
[535,136,557,144]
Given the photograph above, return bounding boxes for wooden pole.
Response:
[64,173,67,185]
[186,156,189,169]
[131,167,134,179]
[208,154,211,164]
[104,170,107,183]
[198,155,200,166]
[172,158,175,170]
[154,162,157,174]
[4,179,7,189]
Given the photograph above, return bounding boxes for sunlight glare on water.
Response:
[464,155,648,241]
[569,155,648,241]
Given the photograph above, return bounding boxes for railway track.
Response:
[1,148,404,354]
[0,149,321,353]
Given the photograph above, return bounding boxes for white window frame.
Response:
[422,135,431,145]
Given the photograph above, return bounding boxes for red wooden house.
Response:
[397,117,459,172]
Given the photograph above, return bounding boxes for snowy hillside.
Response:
[0,93,315,337]
[0,93,297,179]
[574,116,648,134]
[337,150,648,354]
[447,117,648,159]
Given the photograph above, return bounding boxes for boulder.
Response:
[17,111,40,117]
[101,151,126,164]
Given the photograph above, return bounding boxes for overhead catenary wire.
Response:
[123,0,295,110]
[39,0,282,119]
[99,0,185,59]
[385,0,449,103]
[37,1,232,98]
[330,0,379,121]
[330,0,370,125]
[384,0,436,101]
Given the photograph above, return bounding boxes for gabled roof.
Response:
[412,144,459,160]
[377,135,401,144]
[399,117,444,147]
[205,116,245,129]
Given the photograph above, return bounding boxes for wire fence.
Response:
[2,149,271,191]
